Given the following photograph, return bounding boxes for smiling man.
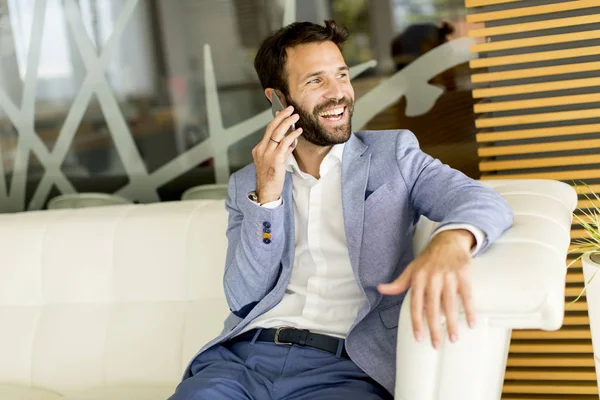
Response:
[169,21,513,400]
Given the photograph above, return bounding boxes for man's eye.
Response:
[308,79,320,84]
[338,73,348,78]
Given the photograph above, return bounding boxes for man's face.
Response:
[282,41,355,147]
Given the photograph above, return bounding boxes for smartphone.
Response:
[271,93,296,137]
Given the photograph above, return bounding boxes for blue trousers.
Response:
[169,329,393,400]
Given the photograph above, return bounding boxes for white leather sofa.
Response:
[0,179,576,400]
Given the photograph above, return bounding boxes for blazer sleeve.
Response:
[222,172,287,319]
[396,130,513,254]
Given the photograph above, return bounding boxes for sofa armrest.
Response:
[410,179,576,330]
[395,180,577,400]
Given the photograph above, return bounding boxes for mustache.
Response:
[313,98,353,114]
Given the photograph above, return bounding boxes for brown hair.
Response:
[253,20,349,97]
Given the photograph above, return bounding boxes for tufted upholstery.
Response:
[0,179,576,399]
[0,201,230,399]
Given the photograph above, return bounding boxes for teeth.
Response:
[319,107,344,117]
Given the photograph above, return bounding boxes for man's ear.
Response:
[265,88,276,104]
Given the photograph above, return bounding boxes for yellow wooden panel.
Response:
[470,46,600,69]
[476,124,600,142]
[465,0,520,7]
[578,199,600,209]
[472,77,600,98]
[571,229,592,241]
[472,61,600,83]
[512,329,590,339]
[573,184,600,195]
[571,213,600,224]
[466,0,600,23]
[502,382,598,395]
[506,355,595,368]
[565,301,589,311]
[503,397,598,400]
[569,261,582,270]
[478,138,600,157]
[570,244,585,252]
[565,315,590,325]
[567,271,585,284]
[482,169,600,180]
[474,93,600,113]
[509,342,592,353]
[480,154,600,172]
[483,169,600,181]
[471,30,600,53]
[505,370,597,381]
[469,14,600,38]
[475,109,600,128]
[468,4,599,398]
[566,287,588,298]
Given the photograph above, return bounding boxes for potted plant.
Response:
[570,182,600,392]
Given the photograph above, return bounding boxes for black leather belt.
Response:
[229,327,349,358]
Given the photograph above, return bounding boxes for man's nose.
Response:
[324,79,344,101]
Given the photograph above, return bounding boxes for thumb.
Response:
[378,265,413,295]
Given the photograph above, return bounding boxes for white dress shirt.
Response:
[241,144,484,339]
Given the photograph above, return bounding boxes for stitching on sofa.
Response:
[501,191,575,214]
[103,205,136,386]
[29,307,43,387]
[178,202,203,370]
[39,211,64,305]
[183,203,203,302]
[511,211,571,236]
[32,210,63,386]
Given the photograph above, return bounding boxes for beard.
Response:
[284,95,354,147]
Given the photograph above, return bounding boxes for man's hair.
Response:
[253,20,349,96]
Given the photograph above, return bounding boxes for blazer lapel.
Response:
[342,134,370,274]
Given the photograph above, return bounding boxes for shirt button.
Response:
[263,221,271,229]
[263,228,271,234]
[263,238,271,244]
[263,232,271,239]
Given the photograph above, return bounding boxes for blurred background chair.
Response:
[181,184,229,201]
[47,193,132,210]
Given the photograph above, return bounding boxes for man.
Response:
[170,20,513,399]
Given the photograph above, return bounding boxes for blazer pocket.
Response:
[378,301,402,329]
[365,183,393,211]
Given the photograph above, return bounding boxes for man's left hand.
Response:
[377,229,476,350]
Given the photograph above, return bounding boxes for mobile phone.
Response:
[271,93,295,137]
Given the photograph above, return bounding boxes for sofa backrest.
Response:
[0,179,577,396]
[0,200,230,395]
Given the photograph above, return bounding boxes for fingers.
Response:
[278,127,303,151]
[377,266,412,295]
[259,106,294,148]
[426,274,443,349]
[442,275,459,343]
[262,109,299,150]
[270,113,300,145]
[410,270,425,342]
[377,238,477,350]
[459,270,476,329]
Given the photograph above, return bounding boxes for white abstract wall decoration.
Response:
[0,0,476,212]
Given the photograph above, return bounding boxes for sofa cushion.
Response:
[61,385,175,400]
[0,384,175,400]
[0,384,62,400]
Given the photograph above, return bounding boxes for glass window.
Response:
[0,0,481,212]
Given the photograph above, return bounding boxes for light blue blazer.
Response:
[183,129,513,393]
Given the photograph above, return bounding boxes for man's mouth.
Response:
[318,106,346,122]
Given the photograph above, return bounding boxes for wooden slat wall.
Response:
[466,0,600,398]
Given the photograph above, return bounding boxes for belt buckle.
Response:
[274,326,295,345]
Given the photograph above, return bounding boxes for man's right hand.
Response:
[252,105,303,204]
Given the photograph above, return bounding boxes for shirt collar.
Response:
[286,142,346,174]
